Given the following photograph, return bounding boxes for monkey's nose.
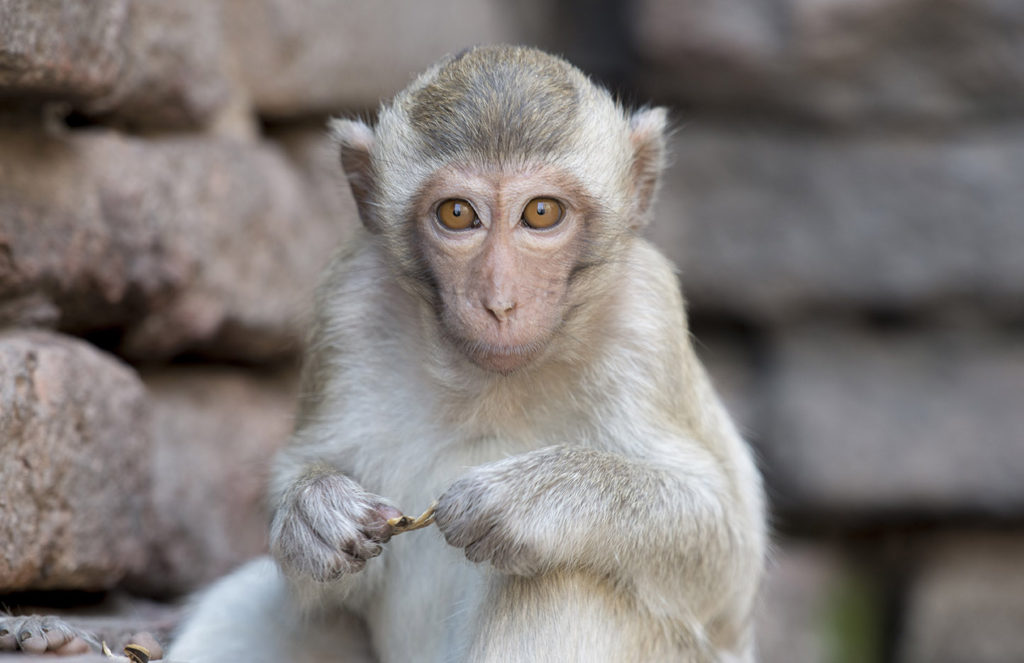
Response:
[485,301,516,323]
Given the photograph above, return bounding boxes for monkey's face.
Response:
[416,165,589,374]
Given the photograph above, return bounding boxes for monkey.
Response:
[2,45,766,661]
[176,43,766,663]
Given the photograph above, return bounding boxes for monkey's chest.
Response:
[366,527,490,663]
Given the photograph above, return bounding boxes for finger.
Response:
[345,536,383,561]
[54,637,92,655]
[44,624,75,649]
[0,624,17,650]
[364,503,403,542]
[17,622,48,654]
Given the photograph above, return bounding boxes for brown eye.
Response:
[437,199,479,230]
[521,198,564,229]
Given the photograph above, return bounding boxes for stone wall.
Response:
[1,1,1021,661]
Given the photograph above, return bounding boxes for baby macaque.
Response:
[171,43,766,663]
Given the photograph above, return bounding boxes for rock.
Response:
[0,0,128,107]
[101,0,231,130]
[219,0,525,116]
[0,331,151,592]
[651,125,1024,320]
[899,534,1024,663]
[0,0,232,129]
[267,121,359,236]
[634,0,1024,125]
[131,366,298,596]
[761,324,1024,517]
[0,121,354,361]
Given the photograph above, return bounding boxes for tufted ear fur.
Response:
[329,118,380,233]
[627,107,668,229]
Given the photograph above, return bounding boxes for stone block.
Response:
[0,121,355,361]
[634,0,1024,125]
[0,0,232,129]
[132,366,298,596]
[899,533,1024,663]
[0,0,128,105]
[0,331,151,592]
[266,122,358,234]
[103,0,231,129]
[220,0,526,116]
[762,325,1024,516]
[651,126,1024,319]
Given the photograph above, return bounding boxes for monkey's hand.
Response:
[270,467,402,582]
[434,449,574,576]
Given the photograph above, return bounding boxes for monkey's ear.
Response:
[627,107,668,229]
[329,118,381,234]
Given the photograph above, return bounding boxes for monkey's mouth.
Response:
[463,341,544,375]
[436,307,554,375]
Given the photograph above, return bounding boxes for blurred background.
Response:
[1,1,1022,661]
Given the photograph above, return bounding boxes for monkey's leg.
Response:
[464,571,714,663]
[168,557,376,663]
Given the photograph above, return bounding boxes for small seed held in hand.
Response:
[387,501,438,534]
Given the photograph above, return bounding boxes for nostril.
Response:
[486,302,516,322]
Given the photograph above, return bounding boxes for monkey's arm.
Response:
[433,444,760,620]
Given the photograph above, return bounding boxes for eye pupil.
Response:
[453,204,463,217]
[536,203,546,215]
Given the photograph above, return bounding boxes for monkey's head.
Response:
[331,45,667,374]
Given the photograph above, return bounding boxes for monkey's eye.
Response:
[437,199,480,230]
[521,198,564,229]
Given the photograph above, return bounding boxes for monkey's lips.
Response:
[465,341,543,374]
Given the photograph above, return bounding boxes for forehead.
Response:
[417,161,591,205]
[406,48,582,162]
